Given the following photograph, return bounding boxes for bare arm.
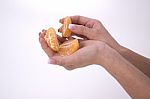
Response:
[61,15,150,77]
[39,15,150,98]
[117,46,150,78]
[99,45,150,99]
[39,33,150,98]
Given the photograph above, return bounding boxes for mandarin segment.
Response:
[43,17,79,56]
[62,16,72,37]
[44,27,59,52]
[59,39,79,56]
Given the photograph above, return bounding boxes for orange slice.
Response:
[59,39,79,56]
[62,16,72,37]
[44,27,59,52]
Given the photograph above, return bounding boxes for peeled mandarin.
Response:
[59,39,79,56]
[44,27,59,52]
[62,16,72,37]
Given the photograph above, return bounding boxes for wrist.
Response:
[96,43,117,68]
[116,45,128,56]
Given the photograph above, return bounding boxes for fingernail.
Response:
[48,58,56,64]
[39,32,41,36]
[42,29,45,32]
[69,24,75,30]
[59,19,63,23]
[58,28,60,32]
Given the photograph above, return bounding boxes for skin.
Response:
[39,15,150,98]
[59,15,150,78]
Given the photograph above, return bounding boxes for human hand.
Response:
[39,29,109,70]
[59,15,120,51]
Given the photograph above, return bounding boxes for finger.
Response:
[39,37,54,57]
[79,40,94,48]
[70,15,92,25]
[79,40,95,46]
[58,24,93,39]
[59,18,64,24]
[71,33,88,40]
[39,32,41,42]
[50,47,92,70]
[39,32,41,36]
[58,25,63,32]
[69,24,96,40]
[79,40,89,48]
[40,32,45,38]
[39,31,45,43]
[58,24,88,40]
[39,28,47,42]
[39,29,47,38]
[57,35,66,43]
[42,29,46,33]
[49,53,79,70]
[59,15,93,25]
[70,16,101,29]
[58,27,88,40]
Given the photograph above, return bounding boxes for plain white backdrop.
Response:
[0,0,150,99]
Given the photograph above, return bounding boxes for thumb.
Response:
[69,24,95,39]
[48,55,79,70]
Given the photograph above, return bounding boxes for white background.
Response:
[0,0,150,99]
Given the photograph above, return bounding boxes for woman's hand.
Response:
[39,29,111,70]
[59,15,120,51]
[39,16,150,99]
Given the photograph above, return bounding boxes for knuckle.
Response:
[93,19,102,26]
[64,65,75,70]
[80,25,87,34]
[88,29,98,39]
[94,19,101,23]
[57,58,66,66]
[77,15,81,23]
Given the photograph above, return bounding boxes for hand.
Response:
[39,16,150,99]
[39,29,109,70]
[59,15,120,51]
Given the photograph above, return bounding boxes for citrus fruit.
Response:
[44,27,59,52]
